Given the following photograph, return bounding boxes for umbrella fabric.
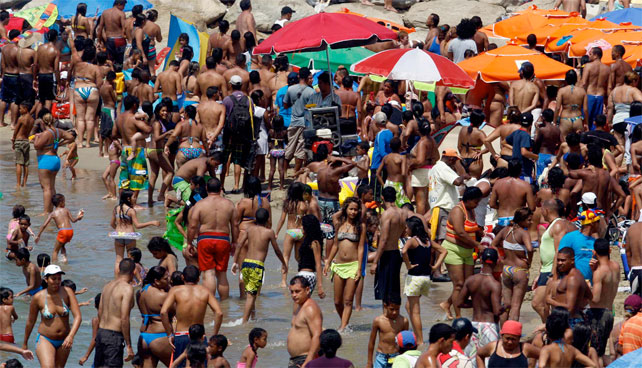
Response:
[608,347,642,368]
[457,44,573,82]
[546,28,607,53]
[351,48,475,88]
[569,30,642,57]
[591,8,642,27]
[514,16,589,46]
[13,3,58,30]
[288,47,374,73]
[253,12,397,54]
[53,0,152,18]
[485,12,551,40]
[514,5,571,17]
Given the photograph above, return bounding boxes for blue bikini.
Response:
[37,129,61,172]
[36,293,70,349]
[139,284,167,345]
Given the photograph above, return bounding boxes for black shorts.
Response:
[536,272,551,287]
[94,328,124,368]
[1,74,19,103]
[38,73,56,102]
[19,73,35,104]
[374,249,402,304]
[106,37,127,65]
[222,140,257,171]
[630,268,642,296]
[586,308,614,357]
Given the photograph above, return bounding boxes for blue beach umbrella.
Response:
[590,8,642,27]
[53,0,152,18]
[608,347,642,368]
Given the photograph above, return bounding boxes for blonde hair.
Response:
[42,113,54,126]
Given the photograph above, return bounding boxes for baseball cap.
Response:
[299,67,311,80]
[287,71,299,85]
[481,247,498,265]
[442,149,461,160]
[230,75,243,86]
[625,294,642,312]
[452,318,478,335]
[577,192,597,206]
[396,330,417,349]
[43,264,66,277]
[373,112,387,125]
[500,320,522,336]
[520,112,533,125]
[281,6,295,15]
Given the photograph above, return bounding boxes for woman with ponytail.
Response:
[457,109,488,178]
[137,266,172,367]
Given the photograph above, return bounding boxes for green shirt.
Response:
[391,350,422,368]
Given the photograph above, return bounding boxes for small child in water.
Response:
[13,248,42,297]
[61,131,79,180]
[35,193,85,263]
[6,205,35,258]
[103,140,122,200]
[127,247,146,287]
[237,328,267,368]
[208,334,230,368]
[6,215,32,259]
[61,279,91,306]
[0,288,18,344]
[11,101,35,187]
[79,293,101,366]
[367,299,409,368]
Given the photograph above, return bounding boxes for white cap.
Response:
[43,264,65,277]
[373,111,387,125]
[577,192,597,206]
[230,75,243,86]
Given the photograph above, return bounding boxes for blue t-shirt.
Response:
[371,129,393,170]
[559,230,595,281]
[275,85,291,128]
[506,129,534,178]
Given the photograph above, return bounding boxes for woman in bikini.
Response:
[275,182,309,288]
[147,237,178,275]
[133,14,158,77]
[408,119,439,216]
[142,10,162,76]
[608,71,642,125]
[136,266,173,367]
[236,176,271,297]
[33,113,75,215]
[484,107,521,167]
[164,105,206,169]
[182,62,201,108]
[22,265,81,368]
[458,109,488,179]
[555,70,588,140]
[147,103,175,206]
[491,208,533,323]
[323,198,365,331]
[72,44,102,148]
[178,45,194,78]
[110,190,160,274]
[71,3,92,39]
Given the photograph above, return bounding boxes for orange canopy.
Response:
[545,20,638,53]
[457,44,573,82]
[569,30,642,57]
[514,16,589,46]
[484,13,552,40]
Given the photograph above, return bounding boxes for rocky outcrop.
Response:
[154,0,226,29]
[224,0,315,33]
[403,0,506,29]
[0,0,29,9]
[505,0,556,13]
[324,3,405,25]
[370,0,419,10]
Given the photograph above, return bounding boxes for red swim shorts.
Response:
[0,334,14,343]
[197,232,231,272]
[56,228,74,244]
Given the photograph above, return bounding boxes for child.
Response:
[99,70,118,157]
[170,323,206,368]
[79,293,101,365]
[353,141,371,187]
[127,247,146,287]
[61,279,90,300]
[61,131,79,180]
[124,49,143,70]
[231,209,288,323]
[125,112,152,162]
[14,248,42,297]
[0,288,18,343]
[376,137,409,207]
[267,115,287,190]
[2,358,23,368]
[36,253,51,274]
[11,101,35,187]
[147,237,178,275]
[367,298,409,368]
[170,271,184,287]
[35,193,85,263]
[102,139,122,200]
[208,334,231,368]
[6,215,32,258]
[237,328,267,368]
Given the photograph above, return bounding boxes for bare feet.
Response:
[354,305,364,312]
[60,255,68,263]
[439,301,454,320]
[148,200,154,207]
[384,6,398,12]
[102,194,112,200]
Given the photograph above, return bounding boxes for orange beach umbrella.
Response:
[569,30,642,58]
[457,44,573,82]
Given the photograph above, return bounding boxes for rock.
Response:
[403,0,506,29]
[224,0,315,33]
[0,0,29,9]
[154,0,226,30]
[369,0,419,10]
[324,3,405,25]
[505,0,556,13]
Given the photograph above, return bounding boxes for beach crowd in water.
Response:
[1,0,642,367]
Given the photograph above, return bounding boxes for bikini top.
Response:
[181,119,202,146]
[241,196,263,221]
[118,207,133,222]
[503,227,528,254]
[337,231,359,242]
[140,284,161,325]
[42,293,70,319]
[45,128,60,151]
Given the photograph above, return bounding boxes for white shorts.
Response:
[411,168,430,187]
[404,275,431,297]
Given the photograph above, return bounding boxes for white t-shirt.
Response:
[448,38,477,63]
[428,160,460,211]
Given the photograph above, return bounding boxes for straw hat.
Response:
[18,32,41,48]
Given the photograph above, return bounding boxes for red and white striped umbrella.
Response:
[350,48,475,88]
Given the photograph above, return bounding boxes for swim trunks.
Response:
[106,37,127,64]
[296,270,317,292]
[171,176,191,203]
[197,232,231,272]
[56,228,73,244]
[587,95,604,130]
[119,146,148,191]
[470,321,499,355]
[94,328,125,368]
[404,274,432,297]
[586,307,614,357]
[374,249,402,303]
[629,266,642,296]
[374,351,398,368]
[497,216,514,227]
[14,139,30,166]
[241,259,265,295]
[318,197,340,240]
[536,272,551,287]
[0,334,14,343]
[27,285,43,296]
[1,74,19,103]
[19,73,35,104]
[288,355,307,368]
[442,239,474,266]
[38,73,56,102]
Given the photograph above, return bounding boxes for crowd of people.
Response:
[1,0,642,367]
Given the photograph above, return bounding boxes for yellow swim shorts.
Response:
[442,239,474,266]
[330,261,359,280]
[241,259,265,295]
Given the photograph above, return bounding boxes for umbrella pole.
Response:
[326,48,337,105]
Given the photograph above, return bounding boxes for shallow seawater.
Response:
[0,144,540,367]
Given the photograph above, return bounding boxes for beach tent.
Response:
[591,8,642,27]
[52,0,152,18]
[163,14,209,71]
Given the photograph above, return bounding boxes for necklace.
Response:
[479,272,493,276]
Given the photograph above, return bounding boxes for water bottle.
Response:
[621,247,631,276]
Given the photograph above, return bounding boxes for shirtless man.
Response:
[228,30,243,64]
[17,41,36,112]
[471,16,489,53]
[1,30,21,127]
[509,62,539,114]
[489,159,535,226]
[195,57,228,100]
[187,178,239,300]
[160,265,223,368]
[223,54,250,93]
[587,238,620,361]
[626,222,642,296]
[269,55,290,107]
[336,75,362,130]
[168,155,220,207]
[207,20,233,60]
[258,55,275,93]
[553,0,586,18]
[197,86,226,149]
[466,78,494,120]
[608,45,633,95]
[155,60,183,119]
[132,69,154,104]
[488,82,509,127]
[370,187,407,303]
[35,29,60,112]
[534,109,561,178]
[236,0,256,38]
[287,276,323,368]
[97,0,127,64]
[547,247,593,327]
[0,11,9,39]
[456,248,502,352]
[581,47,610,129]
[95,258,136,367]
[377,137,408,206]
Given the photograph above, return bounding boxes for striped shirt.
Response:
[619,313,642,354]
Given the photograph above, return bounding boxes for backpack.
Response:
[224,94,255,143]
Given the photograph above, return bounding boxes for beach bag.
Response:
[224,94,254,143]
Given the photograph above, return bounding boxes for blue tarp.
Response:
[590,8,642,27]
[608,347,642,367]
[53,0,152,19]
